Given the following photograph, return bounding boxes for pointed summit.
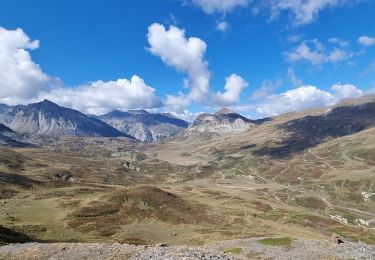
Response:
[214,107,235,115]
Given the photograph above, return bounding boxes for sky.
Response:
[0,0,375,121]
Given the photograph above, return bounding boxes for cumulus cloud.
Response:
[147,23,210,104]
[42,76,162,115]
[358,35,375,46]
[0,27,162,114]
[189,0,250,14]
[286,39,350,65]
[164,92,192,113]
[147,23,247,110]
[251,79,282,100]
[256,86,336,116]
[213,74,248,106]
[0,27,54,105]
[256,83,363,117]
[168,109,202,122]
[331,83,363,100]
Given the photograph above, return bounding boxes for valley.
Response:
[1,98,375,259]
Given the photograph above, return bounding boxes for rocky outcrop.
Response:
[0,124,29,147]
[185,108,258,136]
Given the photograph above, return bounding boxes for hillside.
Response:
[0,96,375,259]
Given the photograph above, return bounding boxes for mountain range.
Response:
[97,109,189,142]
[0,100,130,138]
[0,100,263,142]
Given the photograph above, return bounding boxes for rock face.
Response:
[98,110,188,142]
[185,108,257,136]
[0,100,130,138]
[0,124,29,147]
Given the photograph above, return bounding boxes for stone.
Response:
[123,161,131,169]
[330,233,344,245]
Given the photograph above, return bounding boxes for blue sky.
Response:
[0,0,375,120]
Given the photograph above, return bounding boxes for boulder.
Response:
[329,233,344,245]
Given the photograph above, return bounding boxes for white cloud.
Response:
[168,109,202,122]
[147,23,210,104]
[286,39,350,65]
[189,0,250,14]
[216,21,230,31]
[213,74,248,106]
[187,0,353,26]
[331,83,363,100]
[256,83,363,117]
[147,23,248,111]
[0,27,162,114]
[328,37,349,47]
[267,0,347,26]
[42,76,162,115]
[256,85,336,116]
[358,35,375,46]
[0,27,54,105]
[164,92,191,113]
[251,79,282,100]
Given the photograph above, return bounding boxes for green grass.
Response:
[258,237,293,246]
[224,247,242,254]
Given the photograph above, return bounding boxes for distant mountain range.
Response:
[0,100,272,142]
[98,109,189,142]
[0,100,191,142]
[0,100,130,138]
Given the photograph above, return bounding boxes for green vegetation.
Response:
[224,247,242,254]
[258,237,293,246]
[295,196,326,210]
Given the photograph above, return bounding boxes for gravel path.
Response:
[1,238,374,259]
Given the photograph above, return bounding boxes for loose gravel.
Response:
[1,238,374,259]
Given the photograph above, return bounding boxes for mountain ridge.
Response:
[0,100,132,138]
[98,109,189,142]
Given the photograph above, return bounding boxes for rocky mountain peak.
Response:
[187,109,256,136]
[214,108,235,115]
[0,100,129,138]
[33,99,60,110]
[98,110,188,142]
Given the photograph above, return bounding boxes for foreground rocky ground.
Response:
[1,238,375,260]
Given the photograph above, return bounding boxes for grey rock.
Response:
[98,109,188,142]
[0,100,132,138]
